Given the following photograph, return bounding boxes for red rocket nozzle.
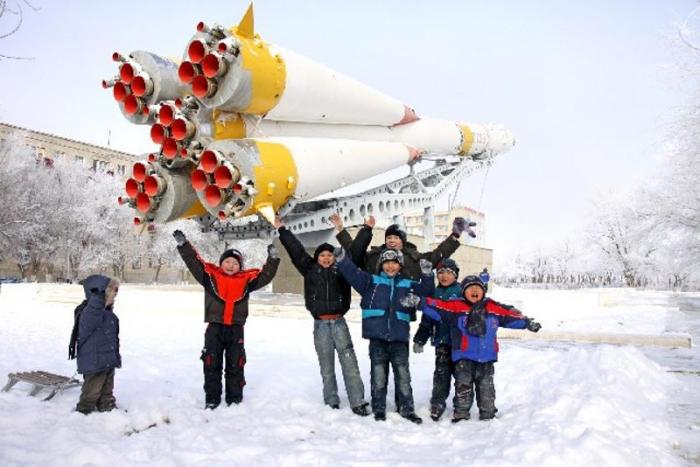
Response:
[200,149,221,173]
[112,52,126,62]
[188,39,208,64]
[113,82,129,102]
[150,123,169,144]
[192,75,217,98]
[120,62,136,84]
[196,21,207,32]
[218,211,228,221]
[123,95,143,115]
[171,117,195,141]
[214,165,238,189]
[125,178,140,198]
[204,185,224,207]
[158,104,175,126]
[191,169,209,192]
[162,138,181,159]
[117,196,126,205]
[144,175,165,196]
[135,192,154,213]
[131,75,153,97]
[147,153,158,163]
[178,61,199,84]
[202,53,227,78]
[132,162,148,182]
[133,217,144,226]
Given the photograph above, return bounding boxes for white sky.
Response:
[0,0,695,263]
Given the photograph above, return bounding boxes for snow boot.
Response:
[352,403,371,417]
[452,413,470,423]
[374,411,386,421]
[205,402,220,410]
[401,412,423,425]
[479,412,496,421]
[430,405,445,421]
[330,404,340,410]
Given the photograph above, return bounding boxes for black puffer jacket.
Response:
[278,227,351,318]
[339,226,461,280]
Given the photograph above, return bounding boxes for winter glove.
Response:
[413,342,424,354]
[267,244,279,259]
[400,293,422,309]
[172,229,187,246]
[452,217,477,239]
[419,259,433,275]
[333,247,346,262]
[525,318,541,333]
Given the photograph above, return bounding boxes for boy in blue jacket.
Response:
[335,247,434,424]
[420,276,541,422]
[75,275,121,414]
[412,258,462,421]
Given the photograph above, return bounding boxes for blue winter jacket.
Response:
[421,297,527,363]
[336,255,434,342]
[76,275,121,375]
[413,282,462,346]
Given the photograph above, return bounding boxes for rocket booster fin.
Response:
[236,3,255,39]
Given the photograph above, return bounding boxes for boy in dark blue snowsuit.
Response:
[335,247,434,424]
[412,258,462,421]
[75,275,121,414]
[420,276,541,422]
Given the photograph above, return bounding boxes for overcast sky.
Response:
[0,0,695,263]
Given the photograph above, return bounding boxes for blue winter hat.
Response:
[436,258,460,279]
[460,275,485,295]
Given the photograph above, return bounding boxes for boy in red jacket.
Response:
[173,230,280,409]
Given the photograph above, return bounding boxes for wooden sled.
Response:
[2,371,81,401]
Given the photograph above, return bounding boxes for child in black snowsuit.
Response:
[275,217,370,416]
[173,230,280,409]
[412,258,462,421]
[420,276,541,422]
[74,274,121,414]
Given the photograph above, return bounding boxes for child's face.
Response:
[221,257,241,275]
[385,235,404,251]
[463,284,484,304]
[381,260,401,277]
[437,270,457,287]
[317,251,335,268]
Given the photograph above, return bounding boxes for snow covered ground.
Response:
[0,284,696,466]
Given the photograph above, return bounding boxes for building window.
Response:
[54,151,66,159]
[92,159,108,172]
[117,165,126,176]
[75,155,84,165]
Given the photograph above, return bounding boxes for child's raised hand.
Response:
[333,247,346,262]
[400,293,421,309]
[329,213,343,231]
[267,244,279,259]
[525,318,541,333]
[419,259,433,275]
[172,230,187,246]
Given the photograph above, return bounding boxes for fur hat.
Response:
[378,248,404,271]
[314,243,335,260]
[219,248,244,268]
[460,275,485,295]
[385,224,407,245]
[436,258,460,279]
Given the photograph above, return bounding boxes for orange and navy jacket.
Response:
[421,297,527,363]
[177,242,280,325]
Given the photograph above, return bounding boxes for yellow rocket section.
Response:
[229,4,287,115]
[212,110,247,139]
[179,199,209,219]
[244,140,298,221]
[458,124,474,155]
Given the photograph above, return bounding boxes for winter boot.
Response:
[352,403,371,417]
[479,412,496,421]
[430,405,445,421]
[452,413,470,423]
[374,411,386,421]
[401,412,423,425]
[205,402,220,410]
[330,404,340,410]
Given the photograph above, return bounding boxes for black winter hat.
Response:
[385,224,407,245]
[436,258,460,279]
[460,275,485,296]
[378,248,404,271]
[219,248,244,268]
[313,243,335,260]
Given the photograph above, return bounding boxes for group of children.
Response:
[71,215,541,424]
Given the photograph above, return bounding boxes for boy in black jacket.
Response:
[173,230,280,409]
[275,217,370,416]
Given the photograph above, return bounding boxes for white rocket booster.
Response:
[105,3,515,226]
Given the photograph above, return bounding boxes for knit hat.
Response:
[460,275,485,296]
[219,248,244,268]
[314,243,335,260]
[378,248,404,271]
[436,258,460,279]
[385,224,407,245]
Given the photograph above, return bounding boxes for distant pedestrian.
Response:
[479,267,490,291]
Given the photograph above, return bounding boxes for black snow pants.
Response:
[202,323,246,406]
[453,359,496,420]
[430,344,456,412]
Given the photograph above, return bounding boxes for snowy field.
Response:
[0,284,695,466]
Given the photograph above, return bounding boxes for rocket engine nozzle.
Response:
[150,123,169,144]
[192,75,217,98]
[202,53,228,78]
[187,39,209,64]
[144,174,166,197]
[200,149,223,173]
[131,74,154,97]
[178,61,200,85]
[132,162,149,182]
[171,117,196,141]
[112,82,130,102]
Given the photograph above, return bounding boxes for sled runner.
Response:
[2,371,81,401]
